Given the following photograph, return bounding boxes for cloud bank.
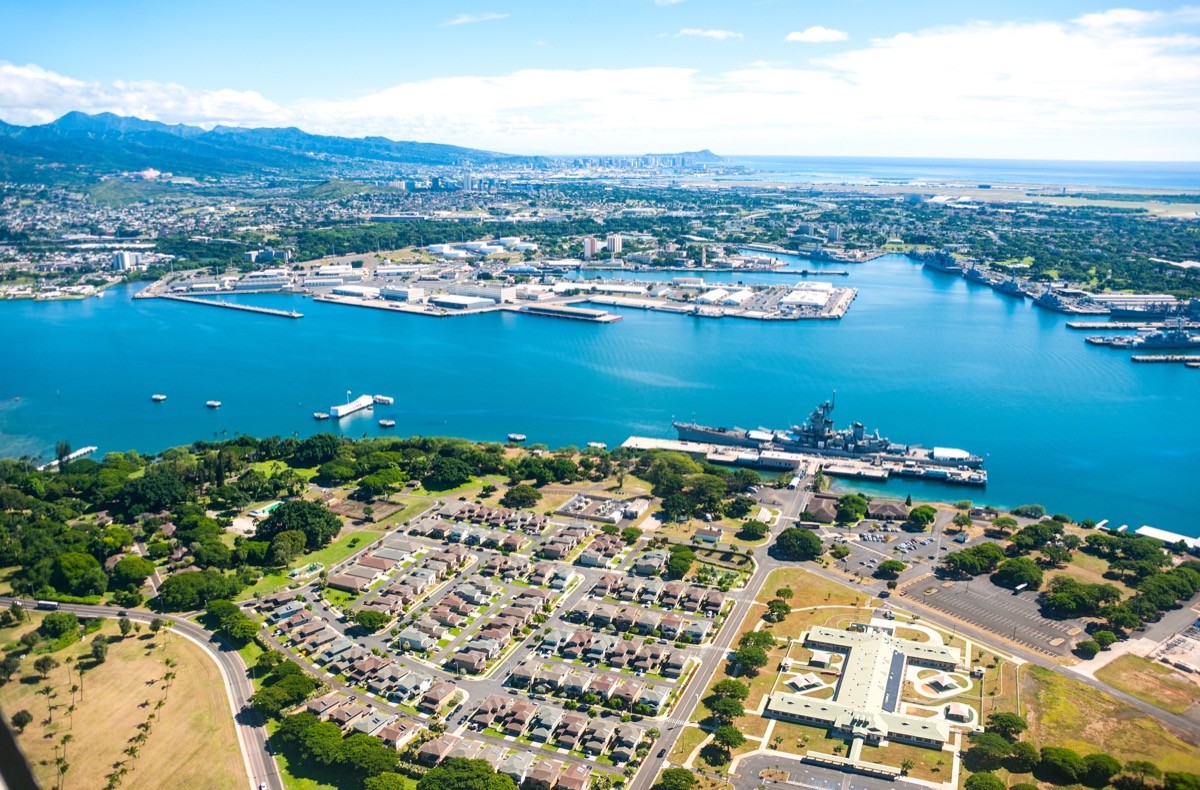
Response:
[2,9,1199,159]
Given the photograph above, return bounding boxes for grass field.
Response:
[756,568,867,608]
[1024,665,1200,773]
[238,529,385,600]
[1056,551,1133,596]
[0,617,245,790]
[858,741,949,781]
[669,724,709,762]
[1094,654,1199,715]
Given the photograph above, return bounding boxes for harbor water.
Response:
[1,253,1197,536]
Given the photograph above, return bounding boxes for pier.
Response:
[1066,320,1200,330]
[1132,355,1200,364]
[157,294,303,318]
[37,446,97,471]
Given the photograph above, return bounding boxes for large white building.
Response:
[447,281,517,303]
[606,234,623,254]
[111,251,143,271]
[764,625,960,749]
[582,237,599,259]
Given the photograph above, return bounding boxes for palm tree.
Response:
[40,685,54,723]
[60,734,73,760]
[900,759,915,775]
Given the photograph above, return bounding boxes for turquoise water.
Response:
[1,253,1197,535]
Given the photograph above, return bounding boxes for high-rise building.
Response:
[606,234,623,254]
[828,225,842,242]
[582,236,599,259]
[111,251,142,271]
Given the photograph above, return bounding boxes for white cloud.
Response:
[444,12,508,26]
[785,26,849,43]
[2,8,1199,159]
[654,0,685,5]
[676,28,742,40]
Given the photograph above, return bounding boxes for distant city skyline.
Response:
[1,1,1199,159]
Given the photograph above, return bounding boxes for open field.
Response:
[858,741,949,782]
[1094,654,1199,715]
[769,720,847,757]
[756,568,869,608]
[0,617,244,790]
[1054,551,1133,596]
[669,724,708,762]
[1024,665,1200,773]
[238,528,385,600]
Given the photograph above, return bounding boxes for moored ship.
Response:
[1086,319,1200,350]
[991,278,1027,298]
[913,250,964,274]
[673,396,984,469]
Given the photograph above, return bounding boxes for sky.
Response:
[1,1,1199,159]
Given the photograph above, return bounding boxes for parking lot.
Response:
[903,576,1084,656]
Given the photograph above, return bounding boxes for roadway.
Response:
[0,596,280,790]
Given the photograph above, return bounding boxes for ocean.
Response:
[2,253,1197,537]
[726,156,1200,191]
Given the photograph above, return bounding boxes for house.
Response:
[417,736,458,766]
[589,674,620,700]
[510,662,541,689]
[530,706,564,741]
[537,666,568,693]
[541,627,574,651]
[358,554,396,572]
[553,712,588,749]
[638,686,670,712]
[395,628,436,653]
[477,744,507,771]
[504,700,539,736]
[611,679,645,706]
[584,634,618,663]
[683,620,712,642]
[702,590,726,614]
[583,720,616,755]
[578,549,607,568]
[638,578,665,604]
[660,582,687,608]
[611,724,642,763]
[446,651,487,675]
[633,550,669,576]
[367,663,408,696]
[378,722,416,748]
[550,568,577,590]
[558,764,592,790]
[529,562,557,586]
[501,533,526,552]
[695,526,723,543]
[471,694,511,728]
[590,603,618,628]
[418,681,455,713]
[617,578,643,602]
[327,573,370,593]
[526,759,565,790]
[561,632,593,660]
[351,711,392,736]
[591,573,622,597]
[305,693,344,720]
[328,703,369,729]
[613,607,639,632]
[634,610,661,635]
[682,587,706,612]
[868,500,908,522]
[662,652,688,679]
[659,613,686,638]
[267,600,305,623]
[448,739,484,761]
[392,671,433,699]
[607,639,639,669]
[501,751,536,786]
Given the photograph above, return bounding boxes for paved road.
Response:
[733,753,919,790]
[0,597,280,790]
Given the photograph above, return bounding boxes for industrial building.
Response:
[764,625,961,749]
[448,281,517,303]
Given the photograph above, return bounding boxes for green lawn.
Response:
[238,530,384,601]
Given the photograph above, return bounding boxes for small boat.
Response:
[313,412,330,420]
[151,394,167,402]
[508,433,527,442]
[587,442,608,450]
[379,419,396,428]
[373,395,394,405]
[206,400,221,409]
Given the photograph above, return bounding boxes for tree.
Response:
[268,530,307,566]
[501,484,542,509]
[738,520,769,541]
[111,555,156,590]
[91,634,109,663]
[991,516,1018,535]
[1082,753,1124,788]
[40,612,80,639]
[765,599,790,621]
[33,656,59,679]
[276,711,320,745]
[665,555,693,580]
[417,757,519,790]
[340,732,397,778]
[156,570,243,610]
[965,774,1006,790]
[1007,741,1040,773]
[986,712,1028,740]
[707,697,744,723]
[51,551,107,596]
[713,725,746,751]
[830,544,851,560]
[1125,761,1162,785]
[118,617,133,637]
[621,527,643,545]
[732,646,769,673]
[965,733,1013,771]
[1164,774,1200,790]
[1011,504,1047,519]
[711,679,750,700]
[906,505,938,531]
[775,527,823,560]
[776,587,793,600]
[256,499,342,550]
[1093,630,1118,649]
[952,512,973,529]
[725,496,755,519]
[992,557,1044,590]
[900,759,916,776]
[0,654,21,682]
[1039,746,1085,785]
[1076,640,1101,659]
[366,774,415,790]
[739,630,776,651]
[874,560,907,579]
[656,768,698,790]
[10,710,32,732]
[356,610,390,632]
[301,721,346,766]
[423,457,474,491]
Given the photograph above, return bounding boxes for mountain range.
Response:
[0,113,725,186]
[0,112,523,183]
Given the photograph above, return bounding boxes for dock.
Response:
[516,304,622,322]
[1066,320,1200,330]
[158,294,303,318]
[1132,355,1200,364]
[37,446,97,471]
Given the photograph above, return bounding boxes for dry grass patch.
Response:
[1025,665,1200,773]
[1094,654,1198,715]
[756,568,865,607]
[769,720,847,757]
[859,741,950,781]
[1,622,244,790]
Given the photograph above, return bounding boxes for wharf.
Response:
[157,293,302,318]
[37,446,97,471]
[1132,355,1200,364]
[516,304,622,322]
[1067,320,1200,330]
[583,265,848,276]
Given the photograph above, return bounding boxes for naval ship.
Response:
[673,396,984,469]
[1086,318,1200,350]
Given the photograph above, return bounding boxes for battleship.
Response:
[912,250,964,274]
[1086,319,1200,350]
[673,396,985,469]
[990,278,1027,298]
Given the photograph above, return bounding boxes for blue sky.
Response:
[2,1,1199,158]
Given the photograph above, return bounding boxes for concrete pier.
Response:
[157,294,303,318]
